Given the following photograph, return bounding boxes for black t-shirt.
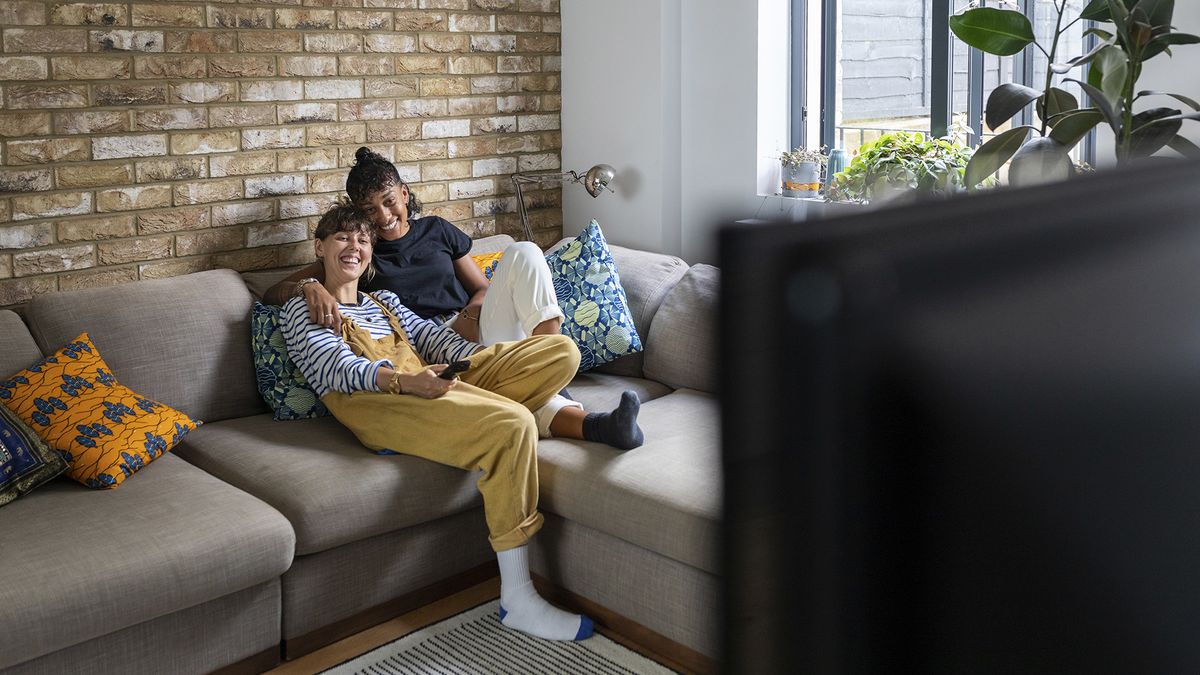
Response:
[359,215,472,319]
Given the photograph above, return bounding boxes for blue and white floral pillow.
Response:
[543,220,643,371]
[251,302,329,421]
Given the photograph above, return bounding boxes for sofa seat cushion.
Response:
[173,414,485,556]
[566,371,674,414]
[0,310,42,378]
[0,454,294,670]
[534,389,720,573]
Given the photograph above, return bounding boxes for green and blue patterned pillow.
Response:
[0,402,68,507]
[544,220,643,371]
[251,302,329,421]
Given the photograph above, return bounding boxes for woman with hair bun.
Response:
[266,146,643,450]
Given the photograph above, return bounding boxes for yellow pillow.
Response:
[0,333,201,489]
[472,252,504,281]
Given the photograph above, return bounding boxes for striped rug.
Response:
[320,600,678,675]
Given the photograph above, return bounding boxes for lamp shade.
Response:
[582,164,616,197]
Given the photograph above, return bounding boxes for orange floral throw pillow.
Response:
[472,252,504,281]
[0,333,201,489]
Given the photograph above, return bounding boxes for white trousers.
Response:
[456,242,582,436]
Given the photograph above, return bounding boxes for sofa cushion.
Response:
[0,404,67,508]
[591,245,689,379]
[251,302,329,421]
[566,371,674,414]
[535,389,721,573]
[644,264,719,393]
[0,453,294,671]
[173,414,485,556]
[1,333,200,489]
[24,269,267,424]
[0,311,41,378]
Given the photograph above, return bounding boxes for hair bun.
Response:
[354,146,377,164]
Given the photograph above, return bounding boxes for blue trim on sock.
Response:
[574,615,594,640]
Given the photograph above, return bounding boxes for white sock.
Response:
[496,546,594,641]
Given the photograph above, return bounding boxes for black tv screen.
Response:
[719,160,1200,674]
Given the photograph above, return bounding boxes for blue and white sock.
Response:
[497,546,594,641]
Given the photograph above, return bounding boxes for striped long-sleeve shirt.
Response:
[280,289,480,398]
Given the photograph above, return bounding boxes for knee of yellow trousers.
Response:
[489,511,544,552]
[544,333,581,376]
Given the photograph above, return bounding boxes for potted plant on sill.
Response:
[949,0,1200,189]
[780,146,827,198]
[826,128,989,205]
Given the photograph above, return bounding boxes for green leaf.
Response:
[1106,0,1133,46]
[1039,88,1080,127]
[1127,107,1182,157]
[1147,111,1200,124]
[986,83,1043,131]
[949,8,1036,56]
[1084,27,1115,41]
[1068,78,1123,135]
[965,126,1033,188]
[1143,32,1200,59]
[1137,90,1200,111]
[1133,0,1174,30]
[1049,109,1104,146]
[1094,46,1129,104]
[1082,0,1113,20]
[1167,135,1200,158]
[1009,137,1072,187]
[1051,35,1117,73]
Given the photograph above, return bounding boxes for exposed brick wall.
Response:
[0,0,562,310]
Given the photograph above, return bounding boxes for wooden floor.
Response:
[264,576,699,675]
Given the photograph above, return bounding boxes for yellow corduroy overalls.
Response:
[322,295,580,552]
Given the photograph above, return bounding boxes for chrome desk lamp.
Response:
[511,164,616,243]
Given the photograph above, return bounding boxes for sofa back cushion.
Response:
[24,269,266,424]
[0,311,42,377]
[591,245,689,379]
[644,264,719,393]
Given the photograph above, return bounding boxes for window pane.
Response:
[835,1,933,156]
[1033,0,1088,162]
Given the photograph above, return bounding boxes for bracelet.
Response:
[295,277,320,298]
[388,371,403,395]
[458,308,478,322]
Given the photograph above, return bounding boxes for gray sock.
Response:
[583,391,644,450]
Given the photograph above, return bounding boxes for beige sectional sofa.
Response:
[0,235,719,674]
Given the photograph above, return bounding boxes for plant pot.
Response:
[782,161,821,198]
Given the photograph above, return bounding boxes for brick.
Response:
[449,55,495,75]
[340,100,396,121]
[448,96,497,116]
[95,83,167,106]
[393,140,447,161]
[207,6,272,29]
[1,2,47,26]
[245,174,305,198]
[421,160,472,182]
[496,14,540,32]
[12,192,93,221]
[365,35,418,53]
[366,120,421,142]
[420,77,471,97]
[307,123,366,146]
[242,128,305,150]
[95,236,171,265]
[449,178,494,200]
[395,164,421,183]
[57,163,134,188]
[165,31,235,54]
[448,137,497,157]
[6,138,90,165]
[470,35,515,52]
[449,14,494,32]
[50,55,129,80]
[13,244,94,276]
[473,0,515,8]
[340,55,393,76]
[137,206,209,233]
[0,277,58,306]
[0,57,49,81]
[421,34,470,53]
[280,195,335,218]
[338,11,392,30]
[0,169,53,193]
[134,55,205,79]
[279,103,337,124]
[307,171,344,194]
[542,15,560,33]
[517,35,557,53]
[496,132,542,154]
[0,203,8,224]
[247,221,308,248]
[208,104,275,129]
[498,56,540,73]
[49,4,127,26]
[411,182,448,204]
[5,28,87,53]
[366,76,420,98]
[242,80,304,102]
[473,195,517,217]
[496,94,540,113]
[519,73,559,92]
[305,79,363,100]
[170,130,240,155]
[422,119,471,139]
[396,99,448,118]
[0,112,51,138]
[90,30,163,52]
[213,247,277,271]
[135,108,207,131]
[97,185,172,212]
[470,75,516,94]
[139,257,211,279]
[471,115,515,134]
[54,110,128,135]
[209,152,276,178]
[173,179,242,206]
[275,9,335,29]
[208,55,275,78]
[238,31,301,53]
[394,11,446,31]
[0,256,10,280]
[471,156,515,177]
[176,227,243,256]
[92,134,166,160]
[365,0,418,7]
[133,5,205,27]
[172,82,236,104]
[135,157,206,182]
[542,55,560,71]
[425,0,470,8]
[57,215,135,242]
[58,266,139,291]
[212,201,273,227]
[517,113,558,132]
[458,217,496,238]
[518,153,559,172]
[304,33,362,53]
[8,85,88,109]
[0,223,53,249]
[276,240,314,267]
[278,148,339,172]
[395,54,447,74]
[279,56,337,77]
[519,0,557,11]
[425,200,472,223]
